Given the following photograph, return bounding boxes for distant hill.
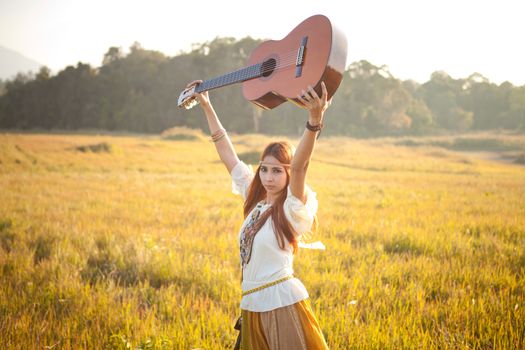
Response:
[0,46,44,80]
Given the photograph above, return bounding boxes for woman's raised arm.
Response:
[189,80,240,173]
[289,82,331,203]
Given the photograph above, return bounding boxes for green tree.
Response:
[328,60,416,135]
[0,72,35,128]
[406,98,434,133]
[508,85,525,129]
[460,73,511,129]
[102,46,124,66]
[420,71,473,131]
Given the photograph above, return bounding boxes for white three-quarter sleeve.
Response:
[283,185,318,237]
[231,161,254,200]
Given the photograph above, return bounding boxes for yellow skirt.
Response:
[240,299,329,350]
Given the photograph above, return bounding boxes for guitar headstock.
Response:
[177,85,200,109]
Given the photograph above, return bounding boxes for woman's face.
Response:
[259,155,288,196]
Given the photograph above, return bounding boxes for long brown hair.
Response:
[243,141,301,253]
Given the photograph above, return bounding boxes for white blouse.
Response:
[231,161,318,312]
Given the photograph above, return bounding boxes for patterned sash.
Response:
[240,202,273,269]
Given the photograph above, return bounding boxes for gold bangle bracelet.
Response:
[212,133,226,142]
[211,128,226,142]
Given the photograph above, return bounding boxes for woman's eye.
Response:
[272,169,282,174]
[260,167,267,173]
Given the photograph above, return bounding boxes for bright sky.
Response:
[1,0,524,85]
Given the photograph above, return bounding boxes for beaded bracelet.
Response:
[306,121,323,132]
[306,121,323,139]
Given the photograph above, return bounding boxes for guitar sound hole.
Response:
[260,58,277,77]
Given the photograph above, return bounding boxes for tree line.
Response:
[1,39,524,136]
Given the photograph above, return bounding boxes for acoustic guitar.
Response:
[178,14,348,110]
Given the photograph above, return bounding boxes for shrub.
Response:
[161,127,205,141]
[74,142,112,153]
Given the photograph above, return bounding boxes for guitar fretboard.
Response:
[195,63,264,93]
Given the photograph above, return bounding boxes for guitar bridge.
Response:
[295,36,308,78]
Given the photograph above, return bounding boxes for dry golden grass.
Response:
[1,131,524,349]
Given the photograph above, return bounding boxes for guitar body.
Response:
[178,14,347,110]
[243,15,348,109]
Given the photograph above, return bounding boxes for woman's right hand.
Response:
[186,80,211,107]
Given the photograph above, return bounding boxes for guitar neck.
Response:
[194,63,264,93]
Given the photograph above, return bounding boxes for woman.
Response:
[189,80,330,349]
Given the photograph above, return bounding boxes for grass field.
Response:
[1,129,524,349]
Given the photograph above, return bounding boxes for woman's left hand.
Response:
[297,81,332,125]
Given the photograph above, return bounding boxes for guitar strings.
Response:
[253,49,304,73]
[224,50,301,79]
[202,48,312,90]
